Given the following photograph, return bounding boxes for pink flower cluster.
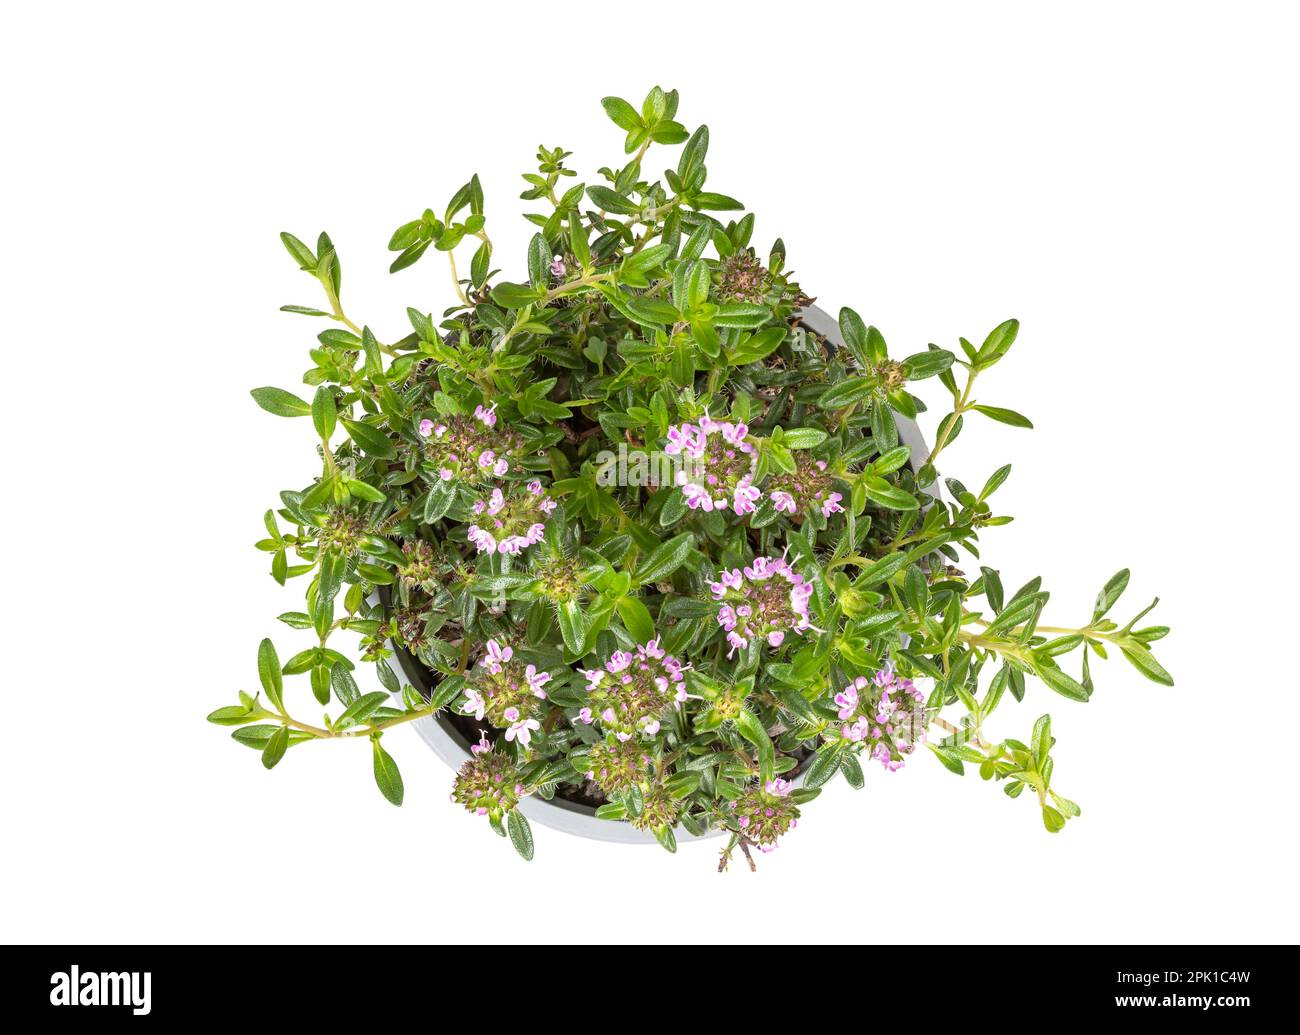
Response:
[451,748,525,819]
[576,638,688,742]
[664,415,760,514]
[766,454,844,519]
[417,404,520,485]
[733,777,800,852]
[460,639,551,748]
[834,668,927,771]
[466,479,557,556]
[708,555,816,655]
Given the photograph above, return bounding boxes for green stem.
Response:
[544,271,612,303]
[319,277,398,356]
[447,250,469,305]
[276,702,442,741]
[927,369,978,468]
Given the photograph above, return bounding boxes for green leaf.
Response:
[346,479,385,503]
[557,600,590,655]
[840,752,865,790]
[279,232,316,271]
[733,707,767,748]
[980,567,1005,613]
[872,446,912,476]
[971,404,1033,428]
[1121,645,1175,686]
[838,307,869,367]
[340,418,397,460]
[387,219,423,251]
[601,96,643,131]
[621,243,673,274]
[206,705,261,727]
[975,318,1020,368]
[625,298,681,326]
[250,387,311,418]
[490,282,543,309]
[802,743,844,788]
[862,477,918,510]
[872,400,899,450]
[331,664,360,708]
[713,303,769,328]
[1032,714,1053,766]
[659,488,688,526]
[775,690,821,727]
[781,428,827,449]
[634,532,695,586]
[389,239,431,273]
[587,185,640,216]
[1092,569,1130,621]
[257,639,284,713]
[421,478,456,522]
[507,810,535,860]
[980,464,1012,500]
[690,192,743,211]
[528,233,549,291]
[856,551,910,588]
[678,125,709,181]
[817,377,876,409]
[652,824,677,853]
[727,325,786,365]
[429,676,466,711]
[311,386,337,441]
[928,744,965,776]
[356,562,394,585]
[470,240,491,286]
[616,596,655,642]
[902,348,955,380]
[1042,805,1066,833]
[1037,663,1091,702]
[261,726,289,769]
[371,739,404,806]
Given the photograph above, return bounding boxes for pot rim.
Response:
[383,303,931,844]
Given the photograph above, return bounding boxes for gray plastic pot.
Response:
[383,304,929,844]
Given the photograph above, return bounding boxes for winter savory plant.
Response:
[211,87,1173,868]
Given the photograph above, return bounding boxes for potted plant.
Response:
[211,87,1173,867]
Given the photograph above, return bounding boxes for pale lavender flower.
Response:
[422,411,520,485]
[465,481,556,555]
[505,714,541,747]
[708,553,818,656]
[524,664,551,698]
[584,639,688,741]
[833,667,926,770]
[664,416,758,516]
[461,687,487,721]
[482,639,513,673]
[766,454,847,520]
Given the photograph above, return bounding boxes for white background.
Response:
[3,1,1296,944]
